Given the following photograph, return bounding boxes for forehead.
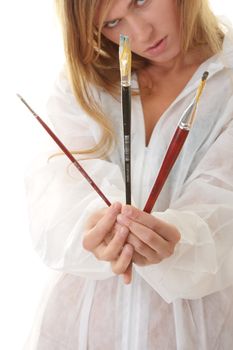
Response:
[104,0,132,13]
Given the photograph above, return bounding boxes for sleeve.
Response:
[135,118,233,303]
[25,70,125,279]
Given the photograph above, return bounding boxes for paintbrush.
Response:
[17,94,111,207]
[144,71,209,213]
[119,34,132,204]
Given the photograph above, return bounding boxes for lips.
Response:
[144,36,168,57]
[147,37,165,51]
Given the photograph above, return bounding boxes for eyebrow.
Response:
[103,0,134,25]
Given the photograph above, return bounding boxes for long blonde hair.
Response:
[55,0,223,157]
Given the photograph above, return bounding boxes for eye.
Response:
[135,0,146,6]
[104,19,120,29]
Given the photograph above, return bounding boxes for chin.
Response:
[150,49,181,64]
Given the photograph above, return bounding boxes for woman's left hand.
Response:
[117,205,181,266]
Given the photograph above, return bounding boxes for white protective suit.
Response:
[24,23,233,350]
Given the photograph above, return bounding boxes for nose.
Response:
[127,14,154,44]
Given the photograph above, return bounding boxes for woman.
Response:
[24,0,233,349]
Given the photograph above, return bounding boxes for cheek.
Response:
[169,2,180,31]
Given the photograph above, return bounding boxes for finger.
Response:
[132,251,148,266]
[132,251,162,266]
[121,205,180,242]
[85,208,108,230]
[83,202,121,251]
[101,226,129,261]
[118,214,169,257]
[123,263,133,284]
[104,225,117,245]
[104,222,124,245]
[92,241,108,260]
[127,233,160,261]
[111,244,134,275]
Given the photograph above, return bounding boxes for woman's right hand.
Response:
[83,203,134,283]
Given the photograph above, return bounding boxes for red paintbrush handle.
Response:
[17,93,111,207]
[18,93,112,207]
[36,115,112,207]
[143,127,189,213]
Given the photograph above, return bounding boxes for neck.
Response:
[138,45,212,94]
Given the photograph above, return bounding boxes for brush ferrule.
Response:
[178,99,196,130]
[119,35,131,87]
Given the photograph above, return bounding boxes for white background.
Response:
[0,1,232,349]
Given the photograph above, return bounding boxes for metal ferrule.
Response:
[119,34,131,87]
[178,99,196,130]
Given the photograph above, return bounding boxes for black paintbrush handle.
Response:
[122,86,131,204]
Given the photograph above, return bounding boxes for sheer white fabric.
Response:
[24,25,233,350]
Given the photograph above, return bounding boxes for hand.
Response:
[83,203,134,283]
[117,205,181,266]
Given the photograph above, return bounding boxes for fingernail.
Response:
[122,206,133,217]
[119,226,128,236]
[112,202,120,211]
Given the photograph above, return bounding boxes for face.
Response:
[98,0,181,64]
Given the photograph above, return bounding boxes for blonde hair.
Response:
[55,0,223,157]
